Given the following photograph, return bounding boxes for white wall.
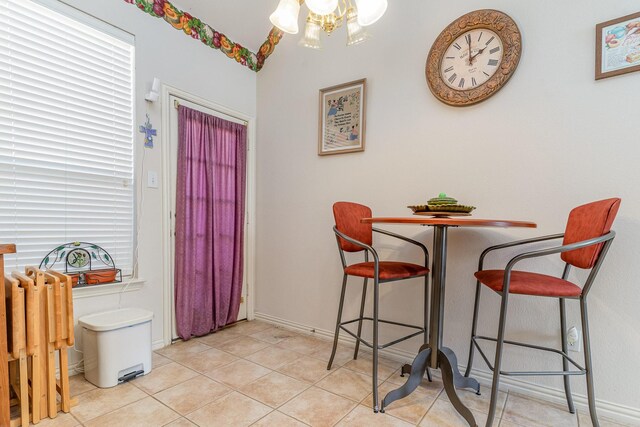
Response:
[255,0,640,420]
[56,0,256,360]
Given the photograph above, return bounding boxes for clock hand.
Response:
[467,35,472,65]
[470,46,488,63]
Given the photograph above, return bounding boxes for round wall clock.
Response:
[426,9,522,106]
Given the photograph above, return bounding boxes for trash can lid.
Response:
[78,308,153,332]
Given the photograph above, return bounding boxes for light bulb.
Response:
[346,8,370,46]
[299,15,322,49]
[270,0,301,34]
[354,0,387,26]
[305,0,338,16]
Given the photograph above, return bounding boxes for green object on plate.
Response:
[410,193,476,214]
[428,193,458,205]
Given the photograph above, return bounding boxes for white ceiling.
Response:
[172,0,281,51]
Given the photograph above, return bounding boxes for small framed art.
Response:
[596,12,640,80]
[318,79,366,156]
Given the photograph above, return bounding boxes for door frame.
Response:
[160,84,256,346]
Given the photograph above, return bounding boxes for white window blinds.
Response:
[0,0,135,276]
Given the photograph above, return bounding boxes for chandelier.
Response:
[269,0,388,49]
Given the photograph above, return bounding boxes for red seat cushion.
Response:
[345,262,429,280]
[475,270,582,297]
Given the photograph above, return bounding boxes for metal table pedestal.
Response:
[381,225,480,426]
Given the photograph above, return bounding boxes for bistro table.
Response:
[361,217,536,426]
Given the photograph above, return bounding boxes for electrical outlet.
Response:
[567,326,581,352]
[147,170,158,188]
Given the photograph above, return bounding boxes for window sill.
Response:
[72,278,146,300]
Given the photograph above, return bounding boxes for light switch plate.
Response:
[147,170,158,188]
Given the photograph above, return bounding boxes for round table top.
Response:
[362,217,537,228]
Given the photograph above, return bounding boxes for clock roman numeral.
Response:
[485,36,495,46]
[488,59,499,66]
[444,66,454,73]
[477,31,483,42]
[453,42,462,50]
[445,56,455,59]
[483,71,490,77]
[472,77,477,87]
[465,34,471,45]
[490,46,500,54]
[448,73,457,84]
[458,78,465,89]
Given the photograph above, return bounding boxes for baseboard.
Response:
[68,360,84,377]
[254,311,640,426]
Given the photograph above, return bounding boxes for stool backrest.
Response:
[561,198,621,269]
[333,202,372,252]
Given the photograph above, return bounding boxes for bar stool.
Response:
[465,198,620,427]
[328,201,431,412]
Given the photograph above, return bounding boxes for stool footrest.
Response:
[339,317,425,350]
[472,335,586,376]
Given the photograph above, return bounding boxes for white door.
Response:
[168,95,248,340]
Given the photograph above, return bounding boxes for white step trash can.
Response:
[79,308,154,388]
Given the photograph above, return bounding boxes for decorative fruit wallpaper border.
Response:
[124,0,283,72]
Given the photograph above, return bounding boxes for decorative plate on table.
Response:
[414,211,472,217]
[407,204,476,214]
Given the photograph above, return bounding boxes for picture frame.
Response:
[318,79,366,156]
[596,12,640,80]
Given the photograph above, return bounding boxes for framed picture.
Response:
[318,79,366,156]
[596,12,640,80]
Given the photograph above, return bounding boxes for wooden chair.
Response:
[11,271,42,424]
[464,198,620,427]
[1,243,17,427]
[4,275,28,427]
[23,267,49,422]
[45,270,73,413]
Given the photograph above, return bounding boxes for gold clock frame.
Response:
[426,9,522,107]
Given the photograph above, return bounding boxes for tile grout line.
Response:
[497,390,510,427]
[77,391,150,425]
[416,386,446,426]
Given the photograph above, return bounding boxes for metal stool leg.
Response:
[486,291,510,427]
[581,298,600,427]
[328,274,348,371]
[353,278,368,360]
[559,298,575,413]
[372,275,380,413]
[464,281,482,378]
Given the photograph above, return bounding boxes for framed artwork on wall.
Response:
[596,11,640,80]
[318,79,366,156]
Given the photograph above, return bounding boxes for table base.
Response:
[381,345,480,427]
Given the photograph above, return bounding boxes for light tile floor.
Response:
[31,320,631,427]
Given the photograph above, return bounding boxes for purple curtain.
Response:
[174,105,247,340]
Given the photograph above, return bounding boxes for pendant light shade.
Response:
[305,0,338,16]
[354,0,388,26]
[269,0,301,34]
[346,8,370,46]
[268,0,385,49]
[299,15,322,49]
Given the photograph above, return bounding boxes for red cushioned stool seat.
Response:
[345,261,429,280]
[475,270,582,298]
